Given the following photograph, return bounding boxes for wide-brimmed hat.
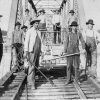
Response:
[15,22,21,26]
[86,19,94,25]
[69,10,75,13]
[21,25,27,29]
[70,21,78,26]
[30,18,41,25]
[0,15,3,17]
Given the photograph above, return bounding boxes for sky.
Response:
[0,0,100,31]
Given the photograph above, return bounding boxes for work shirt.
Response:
[68,15,77,26]
[24,27,41,52]
[64,31,85,54]
[38,14,46,23]
[83,29,100,51]
[12,30,23,44]
[83,29,100,42]
[52,14,61,25]
[23,15,32,28]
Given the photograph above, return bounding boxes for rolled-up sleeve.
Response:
[24,30,30,52]
[96,31,100,41]
[64,33,69,53]
[79,32,85,49]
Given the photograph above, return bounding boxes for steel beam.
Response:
[7,0,19,43]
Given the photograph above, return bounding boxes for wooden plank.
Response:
[88,77,100,93]
[20,95,79,99]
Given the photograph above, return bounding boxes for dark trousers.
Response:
[67,55,80,82]
[27,52,40,86]
[13,43,23,66]
[53,25,61,44]
[0,44,3,63]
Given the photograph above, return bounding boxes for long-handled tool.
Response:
[27,64,55,86]
[26,52,81,86]
[45,52,80,61]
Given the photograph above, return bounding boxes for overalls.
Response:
[86,31,97,76]
[66,32,80,82]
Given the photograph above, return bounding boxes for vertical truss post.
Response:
[7,0,19,44]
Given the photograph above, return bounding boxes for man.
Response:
[52,10,61,44]
[24,9,32,29]
[0,15,3,63]
[12,22,23,69]
[85,19,100,78]
[21,25,28,42]
[68,10,77,26]
[64,21,86,84]
[38,9,46,41]
[24,18,41,89]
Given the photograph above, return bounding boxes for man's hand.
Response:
[24,51,28,59]
[80,49,86,55]
[97,40,100,45]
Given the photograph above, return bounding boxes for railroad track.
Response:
[0,68,100,100]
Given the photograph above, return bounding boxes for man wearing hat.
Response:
[12,22,23,69]
[0,15,3,63]
[24,18,41,89]
[84,19,100,78]
[64,21,86,84]
[21,25,28,43]
[52,10,61,44]
[23,9,32,29]
[68,10,77,26]
[38,9,46,41]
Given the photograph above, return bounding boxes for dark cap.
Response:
[21,25,27,29]
[0,15,3,17]
[25,9,29,12]
[30,19,41,25]
[70,21,78,26]
[86,19,94,25]
[15,22,21,26]
[39,9,45,13]
[69,10,75,13]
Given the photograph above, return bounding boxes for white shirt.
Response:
[38,15,46,23]
[24,27,41,52]
[24,15,31,28]
[52,14,61,25]
[68,15,77,25]
[82,29,100,42]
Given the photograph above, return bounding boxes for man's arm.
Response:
[24,30,30,52]
[79,32,85,49]
[95,31,100,44]
[64,32,69,53]
[12,32,14,45]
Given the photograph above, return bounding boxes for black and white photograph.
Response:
[0,0,100,99]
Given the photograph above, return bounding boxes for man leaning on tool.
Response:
[64,21,86,85]
[24,18,41,89]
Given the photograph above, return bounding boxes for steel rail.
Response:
[11,73,27,100]
[73,79,87,99]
